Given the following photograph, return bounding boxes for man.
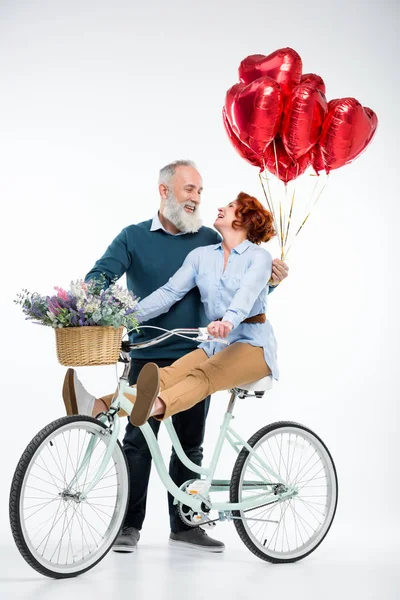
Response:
[68,160,289,553]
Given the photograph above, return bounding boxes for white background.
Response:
[0,0,399,598]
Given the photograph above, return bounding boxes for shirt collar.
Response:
[213,239,252,254]
[150,212,186,236]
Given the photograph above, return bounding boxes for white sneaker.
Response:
[62,368,96,416]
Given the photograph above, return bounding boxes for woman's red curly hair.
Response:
[232,192,276,244]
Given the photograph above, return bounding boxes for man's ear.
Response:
[159,183,168,200]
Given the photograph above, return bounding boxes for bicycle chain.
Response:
[183,496,285,528]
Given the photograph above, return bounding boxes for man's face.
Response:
[160,166,204,233]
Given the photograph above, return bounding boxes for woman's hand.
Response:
[207,320,233,339]
[270,258,289,286]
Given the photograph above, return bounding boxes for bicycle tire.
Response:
[9,415,129,578]
[230,420,338,563]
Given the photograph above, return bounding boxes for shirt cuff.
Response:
[222,309,241,330]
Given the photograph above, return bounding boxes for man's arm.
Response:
[84,228,132,286]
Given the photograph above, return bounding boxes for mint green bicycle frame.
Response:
[73,328,298,515]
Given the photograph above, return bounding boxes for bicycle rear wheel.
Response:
[230,421,338,563]
[9,415,129,578]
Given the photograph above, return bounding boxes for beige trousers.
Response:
[100,342,271,420]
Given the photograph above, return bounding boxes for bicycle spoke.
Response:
[236,425,337,560]
[24,497,61,521]
[14,419,129,574]
[36,457,66,489]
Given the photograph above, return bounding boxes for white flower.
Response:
[70,280,88,303]
[109,284,138,310]
[83,298,101,313]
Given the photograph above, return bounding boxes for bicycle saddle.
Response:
[236,375,273,395]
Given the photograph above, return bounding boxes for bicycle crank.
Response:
[177,480,215,528]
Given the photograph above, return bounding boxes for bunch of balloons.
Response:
[223,47,378,184]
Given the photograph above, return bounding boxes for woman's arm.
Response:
[222,250,272,329]
[137,250,199,322]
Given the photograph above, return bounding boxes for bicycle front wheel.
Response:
[9,415,129,578]
[230,421,338,563]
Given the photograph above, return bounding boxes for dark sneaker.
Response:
[169,528,225,553]
[112,526,140,553]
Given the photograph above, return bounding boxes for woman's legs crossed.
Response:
[95,349,209,417]
[158,342,271,419]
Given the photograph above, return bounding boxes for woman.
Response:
[63,192,279,425]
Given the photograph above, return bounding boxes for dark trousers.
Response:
[122,357,210,533]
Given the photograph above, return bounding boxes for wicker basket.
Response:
[55,326,124,367]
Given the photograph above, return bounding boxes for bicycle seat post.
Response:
[227,390,238,414]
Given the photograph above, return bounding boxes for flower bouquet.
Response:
[14,274,141,366]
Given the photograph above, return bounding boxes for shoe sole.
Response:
[169,539,225,553]
[62,368,78,415]
[112,545,137,553]
[130,363,160,427]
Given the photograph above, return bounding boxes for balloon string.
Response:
[265,172,283,258]
[259,167,281,258]
[285,173,329,258]
[282,163,300,256]
[283,184,288,253]
[297,171,322,231]
[271,139,285,257]
[258,171,274,216]
[283,186,296,254]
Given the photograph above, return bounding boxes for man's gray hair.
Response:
[158,160,197,186]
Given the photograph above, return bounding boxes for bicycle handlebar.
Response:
[123,326,230,351]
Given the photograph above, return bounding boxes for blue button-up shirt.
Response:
[137,239,279,379]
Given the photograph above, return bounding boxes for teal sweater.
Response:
[85,219,221,359]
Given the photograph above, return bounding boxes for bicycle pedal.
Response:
[201,521,216,529]
[186,480,209,496]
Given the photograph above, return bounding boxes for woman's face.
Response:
[214,200,242,232]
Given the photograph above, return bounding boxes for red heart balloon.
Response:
[224,82,245,137]
[263,137,310,184]
[310,144,325,175]
[319,98,378,172]
[225,77,283,156]
[281,84,327,160]
[301,73,326,95]
[239,48,302,97]
[222,108,262,168]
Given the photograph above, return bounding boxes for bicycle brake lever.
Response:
[195,328,230,345]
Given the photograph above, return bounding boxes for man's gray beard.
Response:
[162,191,203,234]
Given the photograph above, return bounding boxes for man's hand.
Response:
[207,320,233,339]
[270,258,289,286]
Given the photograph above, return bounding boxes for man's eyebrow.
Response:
[184,183,203,192]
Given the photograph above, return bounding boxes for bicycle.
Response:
[9,326,338,579]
